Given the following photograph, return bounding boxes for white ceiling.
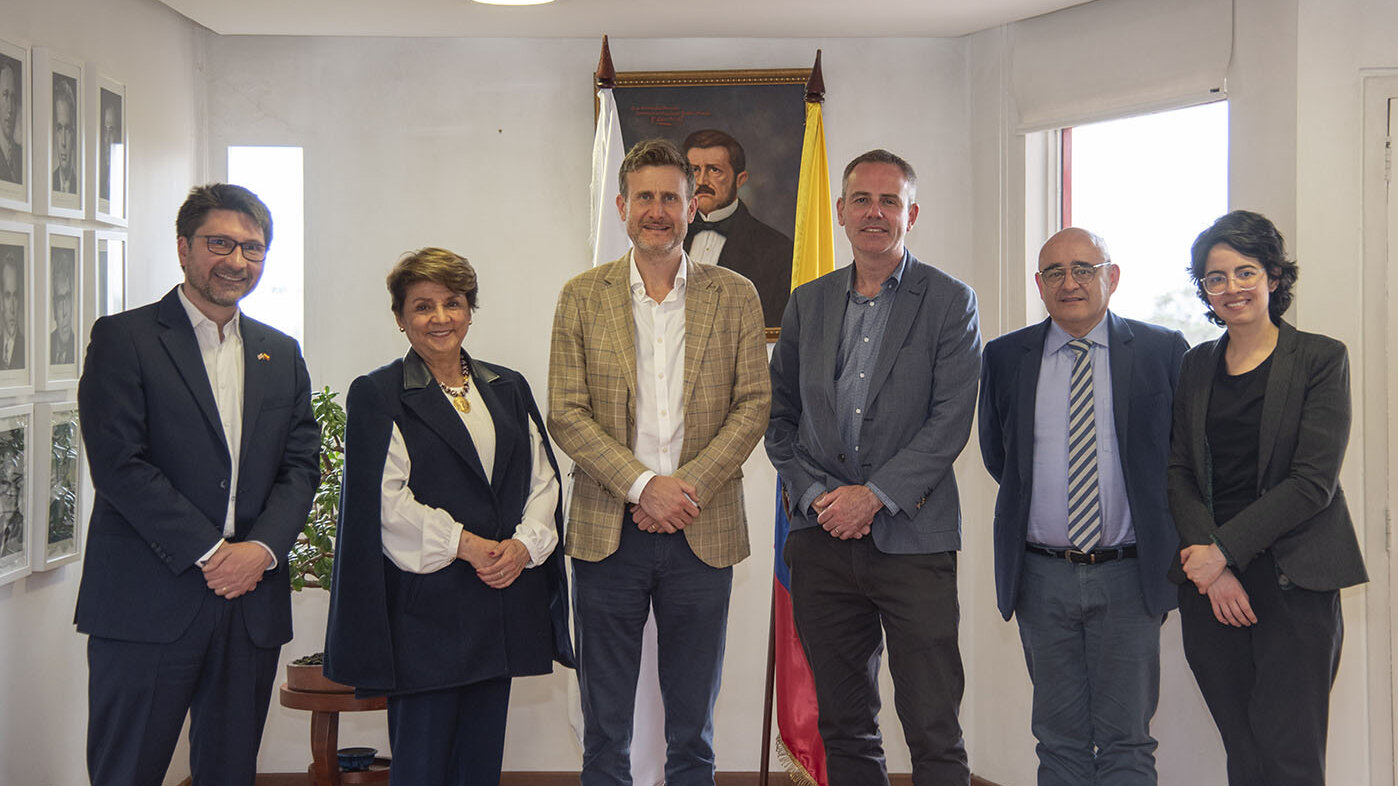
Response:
[155,0,1094,39]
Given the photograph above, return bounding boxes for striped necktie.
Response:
[1066,338,1102,552]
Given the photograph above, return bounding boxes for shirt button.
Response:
[859,372,865,379]
[855,408,862,414]
[863,336,870,343]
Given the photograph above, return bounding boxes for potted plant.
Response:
[285,387,350,693]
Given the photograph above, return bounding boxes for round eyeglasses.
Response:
[1201,267,1263,296]
[194,234,267,262]
[1038,262,1111,288]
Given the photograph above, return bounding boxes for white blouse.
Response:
[378,380,559,575]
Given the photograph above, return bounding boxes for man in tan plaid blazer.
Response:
[548,138,769,785]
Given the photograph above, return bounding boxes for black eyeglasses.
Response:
[194,234,267,262]
[1038,262,1112,288]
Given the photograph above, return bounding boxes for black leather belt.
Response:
[1026,543,1137,565]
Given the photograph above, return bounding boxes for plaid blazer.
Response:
[547,254,770,568]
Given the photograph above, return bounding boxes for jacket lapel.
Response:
[469,356,520,494]
[1257,321,1298,484]
[155,288,226,451]
[864,255,924,405]
[682,261,718,412]
[817,268,847,414]
[1107,313,1135,465]
[238,319,269,462]
[601,257,639,406]
[1015,320,1050,484]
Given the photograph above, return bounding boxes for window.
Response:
[227,146,304,346]
[1045,101,1228,345]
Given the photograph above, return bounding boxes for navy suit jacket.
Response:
[979,313,1187,619]
[767,252,981,555]
[74,286,320,647]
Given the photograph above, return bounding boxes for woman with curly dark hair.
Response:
[1167,210,1366,785]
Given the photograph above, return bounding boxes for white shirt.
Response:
[179,287,276,567]
[379,379,559,574]
[625,251,689,503]
[686,199,739,266]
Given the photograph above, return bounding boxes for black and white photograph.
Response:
[43,228,79,386]
[96,76,126,223]
[37,403,80,569]
[0,223,33,395]
[38,49,83,217]
[0,39,29,210]
[0,405,32,587]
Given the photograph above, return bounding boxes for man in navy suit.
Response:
[75,184,319,786]
[978,228,1187,785]
[767,150,981,786]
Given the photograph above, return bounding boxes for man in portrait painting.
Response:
[50,247,75,365]
[52,75,77,195]
[100,89,122,202]
[0,247,25,371]
[683,128,795,328]
[0,56,21,186]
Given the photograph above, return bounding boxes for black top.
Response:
[1206,353,1273,525]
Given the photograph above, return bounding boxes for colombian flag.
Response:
[772,58,834,786]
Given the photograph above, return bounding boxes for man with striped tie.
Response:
[978,227,1188,785]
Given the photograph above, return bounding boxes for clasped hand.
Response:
[458,532,529,589]
[1180,543,1257,627]
[631,475,699,534]
[813,485,881,540]
[202,541,272,599]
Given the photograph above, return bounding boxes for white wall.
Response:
[0,0,204,784]
[202,34,974,776]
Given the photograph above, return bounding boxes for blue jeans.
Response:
[1016,552,1161,785]
[572,514,733,786]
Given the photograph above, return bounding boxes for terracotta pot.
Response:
[285,660,354,693]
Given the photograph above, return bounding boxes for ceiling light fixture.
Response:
[472,0,555,5]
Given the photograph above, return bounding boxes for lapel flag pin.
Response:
[257,353,270,361]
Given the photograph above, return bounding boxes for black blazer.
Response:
[324,351,574,696]
[979,313,1187,619]
[74,287,320,646]
[1167,320,1366,590]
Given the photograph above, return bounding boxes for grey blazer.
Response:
[1167,320,1367,590]
[766,252,981,555]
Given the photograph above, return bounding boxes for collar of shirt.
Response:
[696,199,740,224]
[846,249,909,301]
[1042,312,1110,358]
[176,284,243,344]
[628,250,690,306]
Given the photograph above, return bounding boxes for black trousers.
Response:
[87,595,280,786]
[785,528,968,786]
[1179,553,1343,786]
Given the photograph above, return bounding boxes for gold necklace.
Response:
[438,356,472,413]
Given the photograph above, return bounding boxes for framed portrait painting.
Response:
[35,48,83,219]
[613,67,808,339]
[32,402,80,570]
[0,403,32,586]
[95,75,126,225]
[0,38,30,212]
[0,221,34,396]
[41,224,81,388]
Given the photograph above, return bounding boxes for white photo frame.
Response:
[89,229,126,324]
[41,225,80,388]
[94,74,125,226]
[0,39,30,212]
[32,401,80,571]
[0,403,33,587]
[34,48,83,219]
[0,221,34,396]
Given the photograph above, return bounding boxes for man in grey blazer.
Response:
[766,149,981,786]
[979,228,1187,785]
